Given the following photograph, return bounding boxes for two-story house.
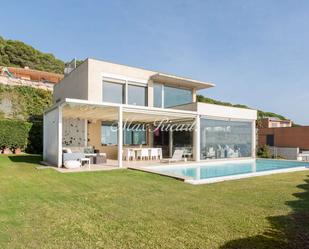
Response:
[43,58,257,168]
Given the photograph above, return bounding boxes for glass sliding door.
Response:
[200,118,253,160]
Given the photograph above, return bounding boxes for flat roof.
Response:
[88,57,215,90]
[151,73,215,90]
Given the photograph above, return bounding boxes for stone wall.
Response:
[0,75,54,91]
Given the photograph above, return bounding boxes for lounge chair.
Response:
[161,150,185,163]
[62,152,88,168]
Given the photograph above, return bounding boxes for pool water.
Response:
[148,159,309,181]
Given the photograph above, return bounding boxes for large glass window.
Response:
[200,118,253,160]
[101,122,118,145]
[102,81,125,104]
[101,123,147,146]
[124,126,147,145]
[164,86,192,108]
[153,84,192,108]
[153,83,163,107]
[128,84,147,106]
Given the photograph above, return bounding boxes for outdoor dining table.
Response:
[126,147,162,161]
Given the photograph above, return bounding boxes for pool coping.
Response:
[128,167,189,181]
[130,159,309,185]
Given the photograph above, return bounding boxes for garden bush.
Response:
[0,119,32,152]
[257,145,272,158]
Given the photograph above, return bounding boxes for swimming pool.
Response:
[144,159,309,184]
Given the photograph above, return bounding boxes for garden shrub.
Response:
[0,85,53,153]
[257,145,272,158]
[0,119,32,151]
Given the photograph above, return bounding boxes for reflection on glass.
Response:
[102,81,124,103]
[153,83,163,107]
[101,123,118,145]
[133,130,146,145]
[124,127,146,145]
[164,86,192,108]
[200,118,252,160]
[128,85,147,106]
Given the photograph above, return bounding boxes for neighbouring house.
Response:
[258,118,309,160]
[43,58,257,167]
[0,66,63,83]
[259,117,292,128]
[0,66,63,91]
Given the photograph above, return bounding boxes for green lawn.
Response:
[0,155,309,249]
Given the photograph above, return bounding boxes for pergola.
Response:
[44,98,201,167]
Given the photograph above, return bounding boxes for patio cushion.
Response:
[64,160,81,169]
[63,152,85,162]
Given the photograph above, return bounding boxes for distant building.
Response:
[0,66,63,84]
[259,117,292,128]
[258,118,309,151]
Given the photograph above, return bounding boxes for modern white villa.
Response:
[43,58,257,169]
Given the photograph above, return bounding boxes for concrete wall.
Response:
[197,103,257,121]
[258,126,309,150]
[43,107,61,166]
[53,60,89,103]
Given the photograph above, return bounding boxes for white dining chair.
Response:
[157,148,163,160]
[150,148,159,160]
[137,148,149,160]
[123,148,135,161]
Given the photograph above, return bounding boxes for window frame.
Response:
[102,80,125,104]
[123,124,147,145]
[153,83,193,108]
[102,78,148,106]
[127,82,148,106]
[101,122,118,146]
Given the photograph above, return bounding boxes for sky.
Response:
[1,0,309,124]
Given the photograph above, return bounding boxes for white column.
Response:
[57,106,63,168]
[252,120,256,158]
[118,106,123,168]
[193,115,200,162]
[169,130,173,157]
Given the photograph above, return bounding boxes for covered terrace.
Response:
[43,98,200,168]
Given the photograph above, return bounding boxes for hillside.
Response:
[0,36,65,74]
[0,35,291,122]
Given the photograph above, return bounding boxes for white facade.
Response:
[43,58,257,167]
[43,106,62,166]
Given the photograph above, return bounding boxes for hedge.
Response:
[26,118,43,154]
[0,119,32,151]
